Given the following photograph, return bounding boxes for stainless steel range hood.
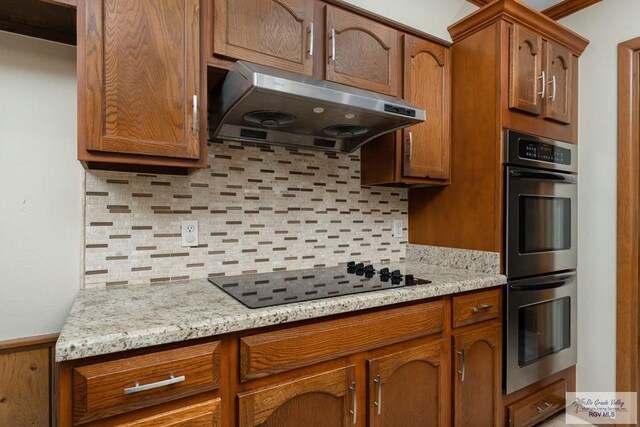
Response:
[210,61,426,153]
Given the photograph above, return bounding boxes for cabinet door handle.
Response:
[535,402,553,413]
[123,375,185,395]
[349,381,357,424]
[410,131,414,160]
[373,375,382,415]
[537,70,546,98]
[192,95,198,135]
[330,28,336,62]
[457,349,466,382]
[307,23,314,57]
[549,75,557,101]
[472,304,493,313]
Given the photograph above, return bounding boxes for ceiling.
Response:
[520,0,564,10]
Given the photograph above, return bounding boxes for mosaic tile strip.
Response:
[84,141,408,288]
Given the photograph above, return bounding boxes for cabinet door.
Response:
[213,0,314,75]
[80,0,201,159]
[119,398,221,426]
[238,365,357,427]
[325,5,399,96]
[402,35,450,180]
[544,41,573,124]
[453,324,501,427]
[509,24,543,116]
[368,340,449,427]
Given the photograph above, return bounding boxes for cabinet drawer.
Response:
[119,398,221,427]
[452,288,500,328]
[73,342,221,424]
[240,300,444,382]
[507,380,566,427]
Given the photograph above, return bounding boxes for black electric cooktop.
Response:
[209,262,431,308]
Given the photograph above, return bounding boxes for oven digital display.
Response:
[518,140,571,165]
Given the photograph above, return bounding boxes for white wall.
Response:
[0,31,82,341]
[341,0,477,41]
[560,2,640,392]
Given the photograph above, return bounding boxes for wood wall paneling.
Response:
[617,36,640,412]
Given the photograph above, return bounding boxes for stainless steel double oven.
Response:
[503,130,578,394]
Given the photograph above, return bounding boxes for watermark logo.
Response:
[565,392,637,424]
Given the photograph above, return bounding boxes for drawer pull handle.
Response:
[123,375,185,395]
[472,304,493,313]
[535,402,552,413]
[373,374,382,415]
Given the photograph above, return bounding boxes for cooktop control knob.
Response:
[347,261,356,268]
[391,277,402,285]
[379,267,390,275]
[365,271,375,278]
[404,274,415,286]
[364,264,375,273]
[355,263,365,271]
[391,269,402,278]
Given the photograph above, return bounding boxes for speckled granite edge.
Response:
[55,264,506,361]
[407,244,500,274]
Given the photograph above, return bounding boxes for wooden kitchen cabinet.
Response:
[452,324,501,427]
[360,34,451,186]
[508,23,575,127]
[212,0,314,75]
[324,5,400,96]
[77,0,207,172]
[368,340,450,427]
[237,365,356,427]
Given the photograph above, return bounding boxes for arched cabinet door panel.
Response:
[453,324,501,427]
[368,340,450,427]
[544,41,573,124]
[402,34,450,180]
[509,24,544,116]
[325,5,399,96]
[213,0,314,75]
[238,365,356,427]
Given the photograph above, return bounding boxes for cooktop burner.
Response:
[209,262,431,308]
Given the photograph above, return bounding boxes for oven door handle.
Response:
[509,169,576,183]
[509,280,566,291]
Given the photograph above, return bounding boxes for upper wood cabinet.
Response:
[368,340,449,427]
[360,35,451,187]
[544,41,572,124]
[452,324,501,427]
[78,0,207,171]
[509,24,543,116]
[508,23,576,128]
[212,0,314,75]
[402,35,450,180]
[324,5,400,96]
[237,365,356,427]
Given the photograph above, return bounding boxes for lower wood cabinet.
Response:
[58,289,505,426]
[453,323,502,427]
[119,398,221,427]
[368,340,449,427]
[237,365,356,427]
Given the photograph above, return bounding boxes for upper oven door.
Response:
[506,166,577,278]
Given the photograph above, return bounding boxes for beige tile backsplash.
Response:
[84,141,408,288]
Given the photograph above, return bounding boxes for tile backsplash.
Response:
[84,141,408,288]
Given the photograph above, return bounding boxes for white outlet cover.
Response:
[181,220,199,247]
[393,220,403,238]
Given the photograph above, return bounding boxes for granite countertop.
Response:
[55,258,506,362]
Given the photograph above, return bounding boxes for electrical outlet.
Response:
[181,220,199,247]
[393,220,403,238]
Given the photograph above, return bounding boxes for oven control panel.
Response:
[518,140,572,165]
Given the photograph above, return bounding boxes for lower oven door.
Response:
[504,271,577,394]
[505,166,577,279]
